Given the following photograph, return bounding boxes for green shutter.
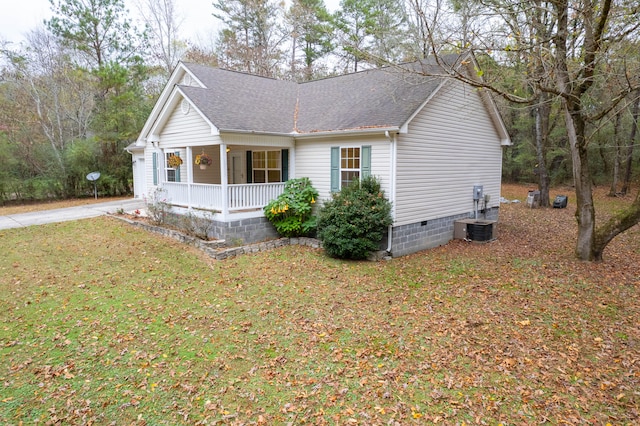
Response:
[361,145,371,178]
[246,151,253,183]
[281,149,289,182]
[152,152,158,185]
[330,146,339,192]
[174,151,181,182]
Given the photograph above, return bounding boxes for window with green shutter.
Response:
[330,145,372,191]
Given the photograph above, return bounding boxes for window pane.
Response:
[254,170,266,183]
[167,169,176,182]
[268,150,279,160]
[267,151,280,168]
[253,151,265,168]
[268,170,281,182]
[341,170,359,188]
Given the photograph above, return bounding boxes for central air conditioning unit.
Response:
[454,219,497,242]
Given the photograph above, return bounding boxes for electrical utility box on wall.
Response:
[473,185,484,200]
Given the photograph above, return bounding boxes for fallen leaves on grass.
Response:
[0,184,639,424]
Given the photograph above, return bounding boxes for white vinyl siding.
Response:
[193,150,221,184]
[223,133,295,148]
[394,80,503,226]
[295,135,390,202]
[145,99,221,190]
[160,101,221,148]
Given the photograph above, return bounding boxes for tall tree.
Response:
[47,0,152,196]
[11,29,94,175]
[411,0,640,260]
[285,0,334,81]
[550,0,640,260]
[0,28,98,198]
[334,0,408,71]
[46,0,146,69]
[135,0,187,75]
[213,0,285,77]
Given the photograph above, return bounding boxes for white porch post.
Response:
[220,143,229,219]
[289,146,295,178]
[157,145,165,185]
[186,147,193,209]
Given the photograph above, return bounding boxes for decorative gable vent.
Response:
[182,73,193,86]
[181,99,190,114]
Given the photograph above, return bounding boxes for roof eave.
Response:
[293,126,401,140]
[219,129,296,138]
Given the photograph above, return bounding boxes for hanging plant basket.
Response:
[195,152,213,169]
[167,154,183,168]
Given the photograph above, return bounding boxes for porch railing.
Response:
[228,183,285,211]
[162,182,285,212]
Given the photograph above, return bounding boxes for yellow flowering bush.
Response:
[263,178,319,237]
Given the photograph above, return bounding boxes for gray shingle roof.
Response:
[179,65,298,133]
[179,56,459,135]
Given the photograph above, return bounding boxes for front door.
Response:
[230,152,244,184]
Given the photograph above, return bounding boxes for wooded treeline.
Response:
[1,0,639,259]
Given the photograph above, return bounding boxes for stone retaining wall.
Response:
[111,215,322,260]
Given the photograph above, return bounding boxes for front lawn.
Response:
[1,185,638,425]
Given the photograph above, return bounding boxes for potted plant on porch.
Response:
[195,152,213,169]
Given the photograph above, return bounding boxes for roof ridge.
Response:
[183,62,296,83]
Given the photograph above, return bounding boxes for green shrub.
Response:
[317,176,393,260]
[264,178,319,237]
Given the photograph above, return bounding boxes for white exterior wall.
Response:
[160,102,221,148]
[295,134,391,203]
[223,133,295,148]
[395,81,503,227]
[144,101,223,191]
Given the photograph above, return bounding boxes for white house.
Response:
[128,54,511,256]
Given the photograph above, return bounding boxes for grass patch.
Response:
[1,184,639,424]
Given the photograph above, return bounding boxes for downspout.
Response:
[385,131,397,254]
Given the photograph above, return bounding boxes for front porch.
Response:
[154,143,290,221]
[162,181,285,220]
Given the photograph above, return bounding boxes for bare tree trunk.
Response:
[621,92,640,195]
[609,110,623,196]
[535,92,551,207]
[290,31,297,79]
[563,103,597,260]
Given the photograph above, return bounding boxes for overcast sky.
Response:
[0,0,340,47]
